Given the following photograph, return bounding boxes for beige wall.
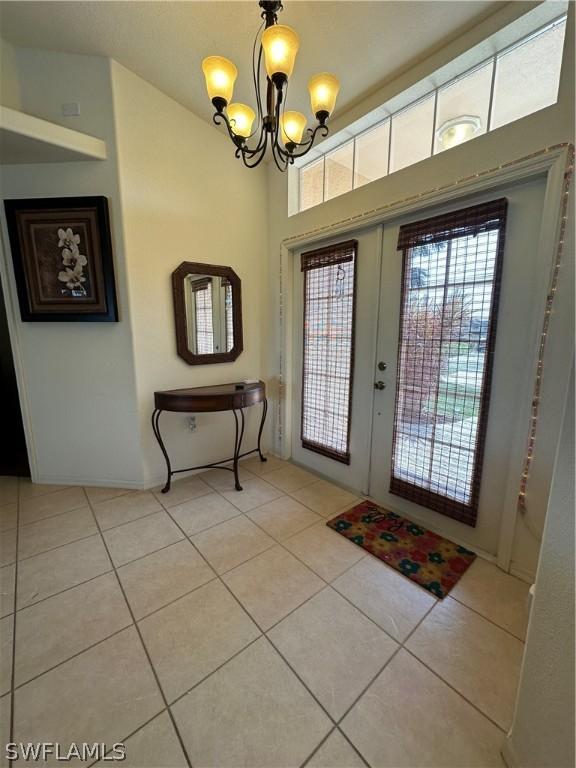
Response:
[265,5,575,579]
[504,359,575,768]
[0,45,144,487]
[110,62,269,487]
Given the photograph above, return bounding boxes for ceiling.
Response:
[0,1,505,126]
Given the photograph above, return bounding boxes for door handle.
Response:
[374,381,386,390]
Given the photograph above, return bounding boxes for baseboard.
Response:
[34,475,146,490]
[509,563,536,584]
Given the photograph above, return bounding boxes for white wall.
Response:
[0,45,144,487]
[265,5,575,579]
[503,359,575,768]
[110,62,269,488]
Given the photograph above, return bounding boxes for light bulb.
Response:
[280,111,307,146]
[227,103,255,138]
[202,56,238,106]
[308,73,340,121]
[261,25,299,85]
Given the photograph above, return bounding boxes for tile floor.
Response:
[0,463,530,767]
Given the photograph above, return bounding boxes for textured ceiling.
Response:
[0,1,504,126]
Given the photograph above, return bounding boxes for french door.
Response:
[292,175,547,554]
[291,227,381,492]
[370,177,546,553]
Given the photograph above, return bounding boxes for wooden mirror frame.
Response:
[172,261,243,365]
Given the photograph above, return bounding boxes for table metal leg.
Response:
[151,409,172,493]
[232,408,245,491]
[257,398,268,463]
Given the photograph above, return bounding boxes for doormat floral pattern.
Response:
[327,500,476,598]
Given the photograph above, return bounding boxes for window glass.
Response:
[300,158,324,211]
[301,242,357,463]
[391,202,507,526]
[354,121,390,188]
[390,94,435,173]
[434,61,493,154]
[294,15,567,214]
[491,19,565,130]
[325,141,354,200]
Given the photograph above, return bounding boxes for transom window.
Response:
[297,14,566,213]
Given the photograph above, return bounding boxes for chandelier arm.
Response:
[214,108,267,159]
[271,139,290,172]
[213,111,242,145]
[239,129,269,168]
[285,124,330,160]
[271,118,290,171]
[252,22,265,133]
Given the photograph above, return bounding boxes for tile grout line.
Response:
[20,480,523,644]
[82,494,195,768]
[155,487,283,636]
[298,596,442,767]
[17,501,90,530]
[8,477,21,767]
[402,645,508,734]
[334,726,372,768]
[299,726,338,768]
[8,470,515,763]
[14,501,509,746]
[219,490,512,749]
[10,623,133,693]
[16,531,101,565]
[448,592,527,643]
[166,634,264,710]
[159,476,413,760]
[9,574,257,704]
[245,488,527,645]
[13,532,213,616]
[85,708,171,768]
[13,566,115,615]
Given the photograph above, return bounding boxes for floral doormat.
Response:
[327,500,476,598]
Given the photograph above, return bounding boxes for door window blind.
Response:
[194,282,214,355]
[300,240,358,464]
[391,199,507,526]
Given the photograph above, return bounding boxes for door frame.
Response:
[0,235,37,479]
[275,144,572,574]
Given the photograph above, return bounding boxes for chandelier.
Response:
[201,0,340,171]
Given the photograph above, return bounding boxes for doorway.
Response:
[0,274,30,477]
[292,176,547,554]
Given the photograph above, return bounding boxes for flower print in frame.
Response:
[4,196,118,321]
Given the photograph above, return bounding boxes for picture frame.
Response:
[4,196,118,322]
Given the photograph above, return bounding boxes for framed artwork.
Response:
[4,196,118,322]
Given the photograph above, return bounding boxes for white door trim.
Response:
[276,144,572,573]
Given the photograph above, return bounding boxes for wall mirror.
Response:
[172,261,243,365]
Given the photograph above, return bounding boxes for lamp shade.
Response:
[202,56,238,104]
[261,25,299,81]
[280,111,307,146]
[227,103,256,138]
[308,73,340,118]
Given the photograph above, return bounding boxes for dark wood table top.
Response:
[154,380,266,412]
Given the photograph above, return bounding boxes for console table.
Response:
[152,381,267,493]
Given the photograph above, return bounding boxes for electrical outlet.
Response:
[61,102,81,117]
[187,416,197,433]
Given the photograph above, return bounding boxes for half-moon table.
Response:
[152,380,267,493]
